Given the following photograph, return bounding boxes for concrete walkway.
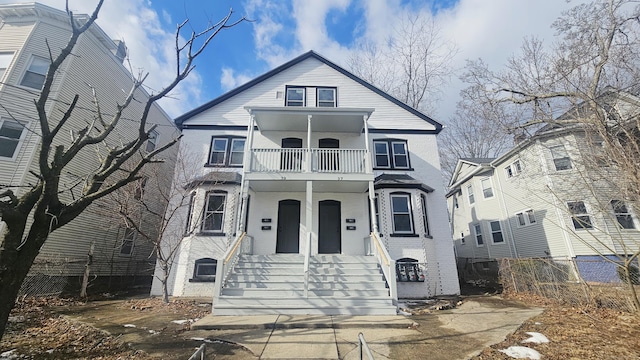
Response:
[188,297,544,359]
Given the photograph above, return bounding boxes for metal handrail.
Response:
[370,232,397,303]
[188,344,206,360]
[358,332,375,360]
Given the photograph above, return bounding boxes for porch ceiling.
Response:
[248,179,370,193]
[245,106,374,133]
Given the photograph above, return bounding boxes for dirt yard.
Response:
[1,293,639,359]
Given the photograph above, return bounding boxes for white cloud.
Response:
[220,67,252,91]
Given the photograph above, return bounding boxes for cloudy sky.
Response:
[0,0,584,123]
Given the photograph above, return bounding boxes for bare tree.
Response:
[461,0,640,309]
[0,0,246,339]
[348,10,457,114]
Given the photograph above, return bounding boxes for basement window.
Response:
[191,258,217,282]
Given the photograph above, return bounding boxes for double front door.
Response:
[275,199,341,254]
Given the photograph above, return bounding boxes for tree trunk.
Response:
[0,226,46,342]
[80,242,95,298]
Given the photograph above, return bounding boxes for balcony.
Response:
[245,148,373,192]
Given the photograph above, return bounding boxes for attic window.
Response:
[317,87,336,107]
[286,86,305,106]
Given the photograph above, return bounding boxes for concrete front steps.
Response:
[213,254,397,316]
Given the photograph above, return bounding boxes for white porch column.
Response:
[306,114,312,172]
[236,115,255,234]
[305,180,313,254]
[363,115,379,233]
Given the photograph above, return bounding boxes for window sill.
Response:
[390,233,419,238]
[189,277,216,283]
[204,164,243,168]
[373,167,414,171]
[195,232,226,237]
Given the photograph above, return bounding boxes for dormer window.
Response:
[317,87,336,107]
[286,86,305,106]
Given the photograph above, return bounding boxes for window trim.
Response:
[285,86,306,106]
[610,200,636,230]
[0,118,28,161]
[206,136,245,167]
[515,209,537,227]
[390,192,415,235]
[316,87,337,107]
[184,192,196,235]
[201,191,227,234]
[145,129,159,153]
[420,193,431,237]
[19,55,50,90]
[481,178,494,199]
[0,51,15,83]
[550,144,572,171]
[567,201,593,230]
[191,258,217,282]
[489,220,505,244]
[119,227,136,256]
[372,139,412,170]
[467,184,475,205]
[472,222,484,247]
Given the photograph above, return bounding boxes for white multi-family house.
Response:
[150,51,460,315]
[447,94,640,283]
[0,3,179,293]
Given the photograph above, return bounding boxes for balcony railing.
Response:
[250,148,368,174]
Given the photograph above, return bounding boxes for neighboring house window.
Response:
[207,136,245,166]
[550,145,572,171]
[317,87,336,107]
[20,55,50,90]
[420,194,430,236]
[481,178,494,198]
[193,258,217,281]
[133,177,147,200]
[286,86,305,106]
[472,223,484,246]
[390,193,414,234]
[0,52,14,81]
[373,139,410,169]
[489,220,504,243]
[145,130,159,152]
[611,200,635,229]
[185,192,195,235]
[567,201,592,229]
[120,228,136,256]
[516,209,537,227]
[467,184,475,205]
[202,191,226,233]
[505,160,522,178]
[0,119,26,159]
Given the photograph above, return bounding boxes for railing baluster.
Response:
[250,148,368,174]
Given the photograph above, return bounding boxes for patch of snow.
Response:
[522,332,549,344]
[172,319,192,325]
[123,324,137,328]
[398,310,412,316]
[499,346,541,359]
[46,350,54,354]
[0,349,17,359]
[148,329,158,335]
[190,337,205,341]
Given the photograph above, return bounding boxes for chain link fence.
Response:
[18,257,155,297]
[499,257,640,312]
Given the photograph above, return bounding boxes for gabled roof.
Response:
[175,50,442,132]
[447,158,496,193]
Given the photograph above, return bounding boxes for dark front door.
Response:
[319,200,341,254]
[318,138,339,171]
[276,199,300,253]
[281,137,303,171]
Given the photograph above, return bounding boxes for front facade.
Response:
[0,3,179,293]
[448,123,640,283]
[151,51,459,305]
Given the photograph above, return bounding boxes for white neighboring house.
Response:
[447,98,640,283]
[0,3,179,293]
[151,51,459,315]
